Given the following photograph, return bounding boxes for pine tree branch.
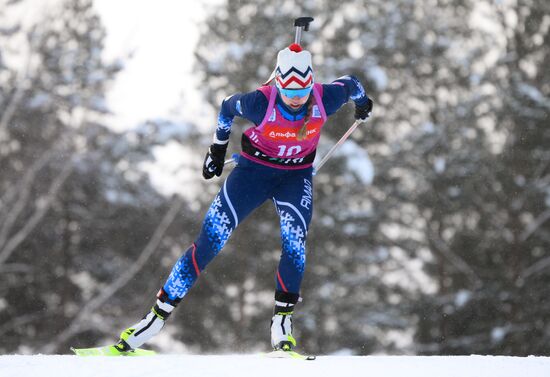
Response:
[0,157,74,265]
[519,209,550,242]
[518,254,550,282]
[427,228,484,289]
[0,145,57,249]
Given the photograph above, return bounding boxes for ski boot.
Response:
[270,291,299,351]
[267,292,315,360]
[116,289,177,351]
[271,311,296,351]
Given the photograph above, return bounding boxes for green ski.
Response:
[263,349,316,360]
[70,345,156,356]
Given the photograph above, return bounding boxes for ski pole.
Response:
[313,118,367,175]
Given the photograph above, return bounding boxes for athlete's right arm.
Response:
[203,90,269,179]
[214,90,269,144]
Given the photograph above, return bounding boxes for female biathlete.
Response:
[113,43,373,354]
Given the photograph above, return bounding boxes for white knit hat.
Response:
[264,44,313,89]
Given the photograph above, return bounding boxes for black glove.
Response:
[355,97,373,120]
[202,143,228,179]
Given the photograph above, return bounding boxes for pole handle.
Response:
[224,153,240,166]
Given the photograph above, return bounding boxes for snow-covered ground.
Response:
[1,355,549,377]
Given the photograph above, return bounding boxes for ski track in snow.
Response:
[0,355,549,377]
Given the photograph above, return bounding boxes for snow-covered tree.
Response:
[0,0,203,353]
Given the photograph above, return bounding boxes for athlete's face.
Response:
[280,92,310,109]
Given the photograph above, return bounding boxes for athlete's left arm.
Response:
[322,75,373,119]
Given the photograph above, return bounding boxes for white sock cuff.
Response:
[156,299,175,313]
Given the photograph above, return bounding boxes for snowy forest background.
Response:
[0,0,549,356]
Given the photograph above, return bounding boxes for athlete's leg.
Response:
[270,169,313,350]
[161,180,248,303]
[273,171,313,294]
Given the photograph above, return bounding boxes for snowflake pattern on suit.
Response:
[203,195,233,254]
[164,254,195,299]
[278,209,306,273]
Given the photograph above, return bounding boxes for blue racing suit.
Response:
[161,75,369,303]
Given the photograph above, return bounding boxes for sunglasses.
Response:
[278,86,312,99]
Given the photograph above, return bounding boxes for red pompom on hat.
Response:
[264,44,313,89]
[288,43,303,52]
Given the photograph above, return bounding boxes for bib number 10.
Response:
[277,145,302,157]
